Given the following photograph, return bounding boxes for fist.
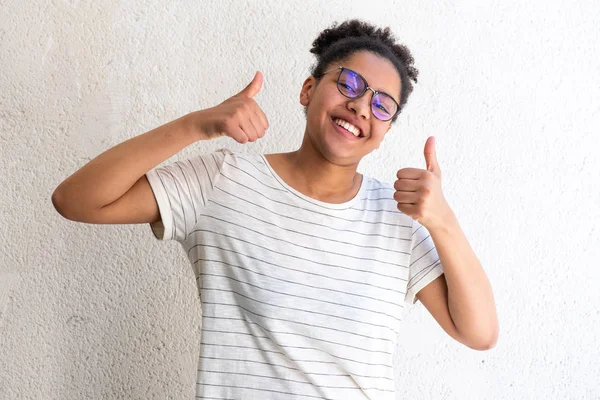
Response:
[394,136,452,229]
[189,71,270,143]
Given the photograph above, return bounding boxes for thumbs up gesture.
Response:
[394,136,453,230]
[187,71,270,143]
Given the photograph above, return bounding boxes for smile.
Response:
[331,117,364,139]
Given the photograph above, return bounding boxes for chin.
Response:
[305,118,367,163]
[318,139,365,166]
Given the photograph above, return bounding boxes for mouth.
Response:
[330,117,365,140]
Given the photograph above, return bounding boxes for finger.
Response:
[250,112,267,139]
[252,103,269,133]
[394,179,420,192]
[246,114,264,141]
[237,71,263,99]
[424,136,441,175]
[229,126,249,144]
[239,119,259,142]
[396,168,425,180]
[394,191,419,204]
[397,203,419,216]
[245,102,267,137]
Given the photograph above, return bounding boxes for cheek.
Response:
[364,128,390,149]
[370,126,389,140]
[307,94,336,123]
[318,86,344,107]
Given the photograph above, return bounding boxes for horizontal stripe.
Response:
[202,287,399,334]
[191,227,407,272]
[197,383,336,400]
[198,369,394,392]
[219,173,405,227]
[202,301,394,348]
[145,150,444,399]
[198,355,394,381]
[203,212,409,255]
[200,338,393,368]
[191,245,407,295]
[197,267,403,320]
[211,192,407,240]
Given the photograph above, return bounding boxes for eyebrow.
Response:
[353,68,400,104]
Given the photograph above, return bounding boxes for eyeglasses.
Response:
[315,66,400,121]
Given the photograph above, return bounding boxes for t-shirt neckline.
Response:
[260,154,368,210]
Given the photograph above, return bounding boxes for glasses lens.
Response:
[372,93,398,121]
[337,69,365,98]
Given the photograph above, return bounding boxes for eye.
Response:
[375,103,389,113]
[341,83,357,93]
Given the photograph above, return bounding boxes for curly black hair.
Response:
[309,19,419,123]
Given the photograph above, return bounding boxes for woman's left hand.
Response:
[394,136,454,230]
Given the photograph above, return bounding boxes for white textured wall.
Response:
[1,1,599,399]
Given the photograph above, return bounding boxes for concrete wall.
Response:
[1,0,599,398]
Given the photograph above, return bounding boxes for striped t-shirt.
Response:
[145,148,444,400]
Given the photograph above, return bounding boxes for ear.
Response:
[299,76,316,106]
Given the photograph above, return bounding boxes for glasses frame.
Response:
[315,66,401,122]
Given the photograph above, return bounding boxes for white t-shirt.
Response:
[145,148,444,400]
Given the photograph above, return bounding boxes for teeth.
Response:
[334,118,361,137]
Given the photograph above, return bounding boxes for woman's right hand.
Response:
[186,71,269,143]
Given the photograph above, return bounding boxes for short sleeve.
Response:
[404,219,444,307]
[145,148,230,242]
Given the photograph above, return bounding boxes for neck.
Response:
[271,132,363,203]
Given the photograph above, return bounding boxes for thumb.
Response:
[424,136,441,176]
[237,71,263,98]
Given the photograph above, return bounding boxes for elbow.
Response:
[51,189,74,220]
[51,189,64,214]
[466,328,499,351]
[454,317,499,351]
[470,338,497,351]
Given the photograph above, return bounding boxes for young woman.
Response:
[52,19,498,400]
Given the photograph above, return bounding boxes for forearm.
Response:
[53,114,200,213]
[429,212,499,348]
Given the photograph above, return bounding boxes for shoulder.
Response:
[217,149,267,167]
[362,176,396,198]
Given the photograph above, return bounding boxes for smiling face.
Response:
[300,50,402,166]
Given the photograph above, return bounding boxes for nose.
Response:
[347,88,374,120]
